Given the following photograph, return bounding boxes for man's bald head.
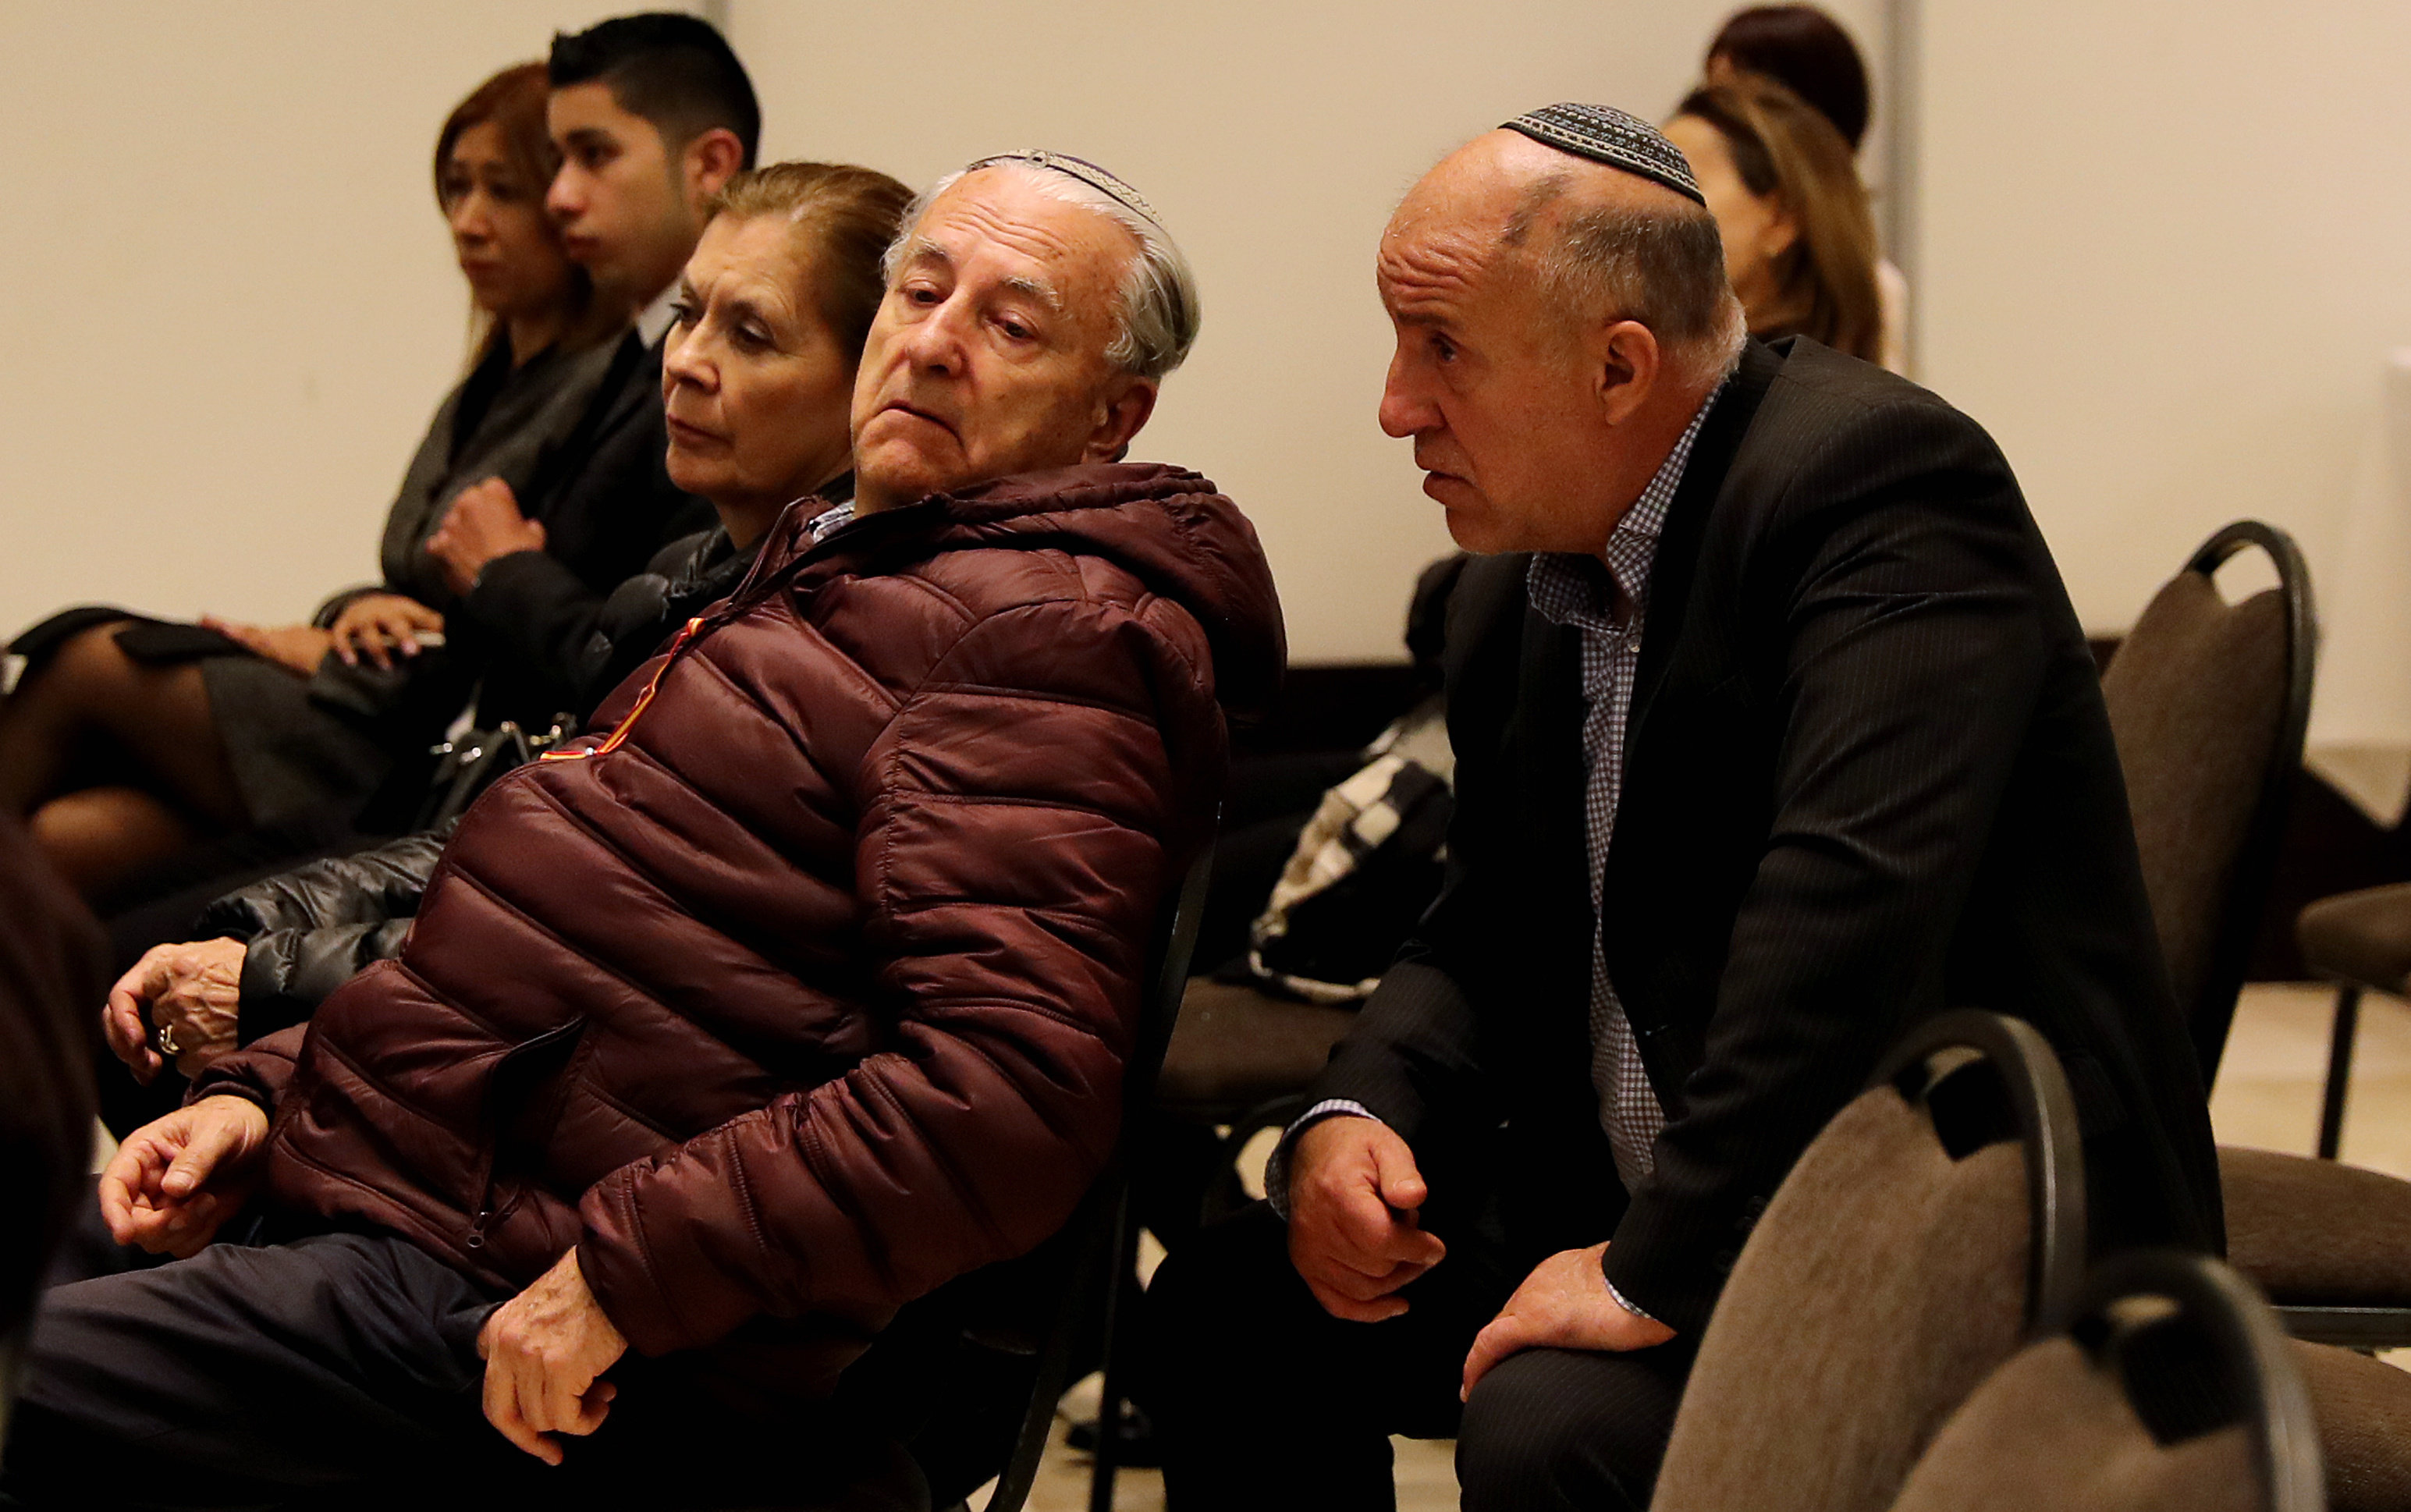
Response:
[1376,124,1746,558]
[1391,129,1743,386]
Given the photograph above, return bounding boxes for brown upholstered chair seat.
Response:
[2224,1147,2411,1308]
[1887,1339,2260,1512]
[1152,978,1356,1122]
[1891,1253,2323,1512]
[2300,885,2411,997]
[1652,1013,2083,1512]
[2291,1340,2411,1512]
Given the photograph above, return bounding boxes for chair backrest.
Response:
[1888,1251,2324,1512]
[959,838,1219,1512]
[1652,1010,2086,1512]
[2100,520,2317,1081]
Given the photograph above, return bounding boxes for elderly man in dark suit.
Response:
[1143,104,2222,1512]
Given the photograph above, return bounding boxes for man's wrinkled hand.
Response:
[201,618,335,678]
[1460,1242,1676,1400]
[328,592,444,669]
[103,937,244,1083]
[428,479,546,596]
[98,1097,269,1257]
[1285,1114,1447,1322]
[478,1248,628,1465]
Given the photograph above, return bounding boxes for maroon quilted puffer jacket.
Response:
[197,463,1282,1390]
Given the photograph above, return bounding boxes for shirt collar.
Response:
[634,281,680,349]
[1528,382,1725,632]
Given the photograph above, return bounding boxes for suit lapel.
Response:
[1508,594,1599,1088]
[1624,341,1781,744]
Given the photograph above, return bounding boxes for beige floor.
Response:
[1011,982,2411,1512]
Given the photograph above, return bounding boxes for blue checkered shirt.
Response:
[1267,389,1722,1320]
[1525,391,1717,1194]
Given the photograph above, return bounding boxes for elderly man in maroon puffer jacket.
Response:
[3,153,1282,1510]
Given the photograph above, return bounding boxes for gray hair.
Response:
[1507,174,1747,385]
[882,156,1202,381]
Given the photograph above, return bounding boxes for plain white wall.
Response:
[1915,0,2411,631]
[0,2,694,638]
[0,0,1884,664]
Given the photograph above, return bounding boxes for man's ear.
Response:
[684,128,746,210]
[1762,206,1801,262]
[1081,374,1159,463]
[1595,319,1661,427]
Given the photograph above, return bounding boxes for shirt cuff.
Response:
[1263,1099,1380,1219]
[1602,1264,1661,1326]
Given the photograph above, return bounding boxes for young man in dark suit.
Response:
[420,12,752,727]
[1145,104,2221,1512]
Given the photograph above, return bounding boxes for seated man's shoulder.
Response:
[1754,338,1995,460]
[1729,339,2021,527]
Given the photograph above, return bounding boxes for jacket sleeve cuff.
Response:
[575,1166,754,1358]
[1263,1099,1380,1219]
[1603,1184,1762,1337]
[462,549,576,629]
[1600,1262,1662,1327]
[184,1022,310,1113]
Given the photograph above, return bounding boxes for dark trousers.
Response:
[2,1203,919,1511]
[1138,1204,1692,1512]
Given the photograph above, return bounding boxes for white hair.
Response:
[882,158,1202,381]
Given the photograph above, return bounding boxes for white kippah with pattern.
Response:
[963,149,1166,229]
[1501,102,1706,207]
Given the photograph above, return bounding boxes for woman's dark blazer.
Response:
[452,328,712,728]
[1312,337,2225,1335]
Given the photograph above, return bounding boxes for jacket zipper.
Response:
[464,1015,588,1251]
[538,617,704,764]
[534,501,939,768]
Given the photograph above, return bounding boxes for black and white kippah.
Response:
[1501,103,1705,206]
[964,149,1166,229]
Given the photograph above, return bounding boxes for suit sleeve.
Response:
[1603,399,2051,1332]
[453,549,613,715]
[573,595,1223,1354]
[1301,557,1525,1152]
[451,379,712,721]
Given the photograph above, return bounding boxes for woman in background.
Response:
[1702,3,1910,371]
[1666,76,1884,364]
[0,62,620,896]
[99,160,914,1099]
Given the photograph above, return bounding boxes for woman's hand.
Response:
[200,617,336,677]
[328,593,444,670]
[428,479,547,597]
[103,938,245,1084]
[98,1096,271,1257]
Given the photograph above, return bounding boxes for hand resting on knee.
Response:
[1460,1243,1676,1400]
[98,1096,269,1257]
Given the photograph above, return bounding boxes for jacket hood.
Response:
[769,462,1286,721]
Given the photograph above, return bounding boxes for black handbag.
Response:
[414,715,577,829]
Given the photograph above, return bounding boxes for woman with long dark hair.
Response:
[0,63,620,896]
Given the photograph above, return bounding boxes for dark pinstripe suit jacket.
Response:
[1312,338,2224,1333]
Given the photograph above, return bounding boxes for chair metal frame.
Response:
[1871,1009,2089,1334]
[2071,1250,2327,1512]
[2139,527,2411,1351]
[924,840,1218,1512]
[1080,842,1217,1512]
[2168,521,2319,1091]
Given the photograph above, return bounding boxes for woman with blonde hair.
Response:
[1666,76,1884,364]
